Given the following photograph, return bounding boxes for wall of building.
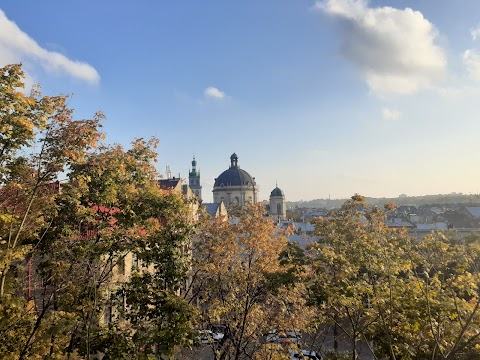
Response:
[213,186,256,206]
[270,196,286,220]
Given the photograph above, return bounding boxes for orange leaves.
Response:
[191,204,309,358]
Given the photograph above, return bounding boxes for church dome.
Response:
[214,168,256,187]
[214,153,256,187]
[270,187,284,197]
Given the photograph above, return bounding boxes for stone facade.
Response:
[269,186,286,221]
[212,153,257,207]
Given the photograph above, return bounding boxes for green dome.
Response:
[270,187,284,197]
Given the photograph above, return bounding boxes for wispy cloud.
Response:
[204,86,226,100]
[471,25,480,41]
[463,49,480,82]
[382,107,401,120]
[0,9,99,84]
[315,0,446,96]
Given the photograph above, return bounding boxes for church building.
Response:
[190,153,287,218]
[212,153,257,207]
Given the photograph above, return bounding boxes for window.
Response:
[104,305,112,324]
[132,253,139,269]
[117,257,125,275]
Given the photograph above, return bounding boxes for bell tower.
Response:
[189,156,202,203]
[269,183,286,221]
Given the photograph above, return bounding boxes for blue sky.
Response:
[2,0,480,202]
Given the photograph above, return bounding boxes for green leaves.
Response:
[308,196,480,360]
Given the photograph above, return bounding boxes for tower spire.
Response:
[189,155,202,203]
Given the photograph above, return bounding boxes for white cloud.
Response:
[463,49,480,81]
[471,25,480,41]
[0,9,99,84]
[382,107,401,120]
[204,86,226,100]
[315,0,446,95]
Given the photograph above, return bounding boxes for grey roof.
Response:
[270,187,284,197]
[395,205,418,215]
[214,167,255,187]
[202,203,220,215]
[385,217,416,228]
[214,153,256,188]
[304,210,328,217]
[465,206,480,219]
[291,222,315,232]
[416,223,449,231]
[286,234,318,248]
[158,178,182,190]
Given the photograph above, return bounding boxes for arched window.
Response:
[277,203,282,215]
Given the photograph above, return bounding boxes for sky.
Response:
[2,0,480,202]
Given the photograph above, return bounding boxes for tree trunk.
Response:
[334,322,339,353]
[352,331,357,360]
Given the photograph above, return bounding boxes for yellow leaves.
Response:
[449,312,458,321]
[0,213,16,225]
[10,115,35,133]
[193,204,310,355]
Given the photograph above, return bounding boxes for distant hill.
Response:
[287,193,480,209]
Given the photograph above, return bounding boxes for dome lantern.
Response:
[230,153,238,168]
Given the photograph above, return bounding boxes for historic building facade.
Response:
[269,185,286,221]
[191,153,286,217]
[212,153,257,207]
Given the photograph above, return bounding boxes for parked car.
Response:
[197,329,225,345]
[212,324,227,335]
[290,349,322,360]
[265,330,278,343]
[266,330,301,344]
[197,330,214,344]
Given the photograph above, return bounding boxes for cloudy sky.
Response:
[2,0,480,202]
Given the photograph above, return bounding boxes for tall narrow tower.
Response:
[269,183,286,221]
[189,156,202,203]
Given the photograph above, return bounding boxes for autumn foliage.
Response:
[2,65,480,360]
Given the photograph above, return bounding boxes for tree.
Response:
[308,195,480,360]
[0,64,197,359]
[31,138,198,359]
[0,63,102,297]
[381,232,480,360]
[117,183,198,359]
[308,195,391,359]
[190,204,311,360]
[0,63,102,359]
